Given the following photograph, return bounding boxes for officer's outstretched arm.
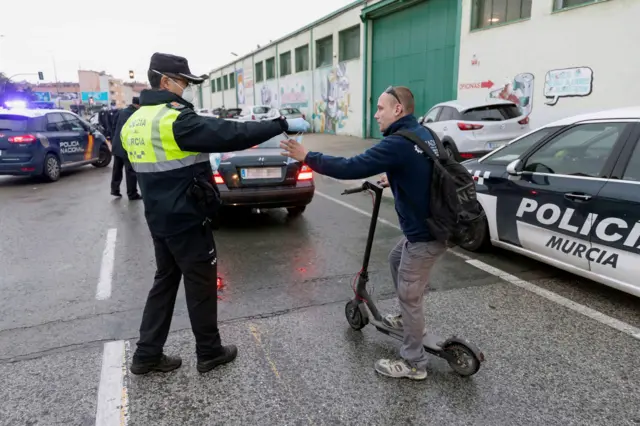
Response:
[173,110,285,153]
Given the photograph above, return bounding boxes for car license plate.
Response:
[487,141,507,149]
[241,167,281,179]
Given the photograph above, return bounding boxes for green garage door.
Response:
[370,0,459,138]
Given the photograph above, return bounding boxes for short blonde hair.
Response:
[385,86,415,114]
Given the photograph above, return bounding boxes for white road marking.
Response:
[95,340,129,426]
[96,228,117,300]
[317,189,640,341]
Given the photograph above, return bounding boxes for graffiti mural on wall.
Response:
[236,69,245,105]
[313,62,350,134]
[280,81,309,109]
[489,72,535,117]
[544,66,593,106]
[260,84,278,107]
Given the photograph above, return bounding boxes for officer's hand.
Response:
[274,116,289,132]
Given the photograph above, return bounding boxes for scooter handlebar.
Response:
[341,186,366,195]
[341,180,385,195]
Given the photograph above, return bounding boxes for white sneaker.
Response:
[374,358,427,380]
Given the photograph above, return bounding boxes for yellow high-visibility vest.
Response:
[121,103,209,172]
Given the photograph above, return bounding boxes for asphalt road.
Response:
[1,134,640,426]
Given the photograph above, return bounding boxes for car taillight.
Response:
[252,114,256,120]
[213,171,224,184]
[457,122,483,131]
[8,134,36,143]
[518,116,529,125]
[297,164,313,181]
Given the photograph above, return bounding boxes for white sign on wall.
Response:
[544,67,594,106]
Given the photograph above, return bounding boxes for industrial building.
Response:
[199,0,635,138]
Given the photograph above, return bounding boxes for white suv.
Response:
[419,99,530,161]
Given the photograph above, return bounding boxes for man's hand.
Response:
[280,138,308,162]
[378,174,389,188]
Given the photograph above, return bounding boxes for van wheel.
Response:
[42,153,61,182]
[92,144,112,168]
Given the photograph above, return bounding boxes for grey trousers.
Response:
[389,237,446,369]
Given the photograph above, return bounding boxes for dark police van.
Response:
[459,107,640,298]
[0,108,112,182]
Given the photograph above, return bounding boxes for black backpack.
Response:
[393,128,485,247]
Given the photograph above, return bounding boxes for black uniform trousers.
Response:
[133,222,223,362]
[111,155,138,198]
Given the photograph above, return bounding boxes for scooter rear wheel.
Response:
[444,343,481,376]
[345,300,367,330]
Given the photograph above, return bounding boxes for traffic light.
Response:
[129,70,134,79]
[38,71,44,80]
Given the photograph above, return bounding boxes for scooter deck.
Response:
[369,318,443,352]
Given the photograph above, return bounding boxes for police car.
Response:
[0,108,112,182]
[459,106,640,298]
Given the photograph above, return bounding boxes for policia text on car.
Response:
[121,52,290,375]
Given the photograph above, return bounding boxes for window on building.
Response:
[553,0,601,10]
[339,25,360,61]
[229,72,235,89]
[216,77,222,91]
[315,35,333,68]
[265,57,275,80]
[280,51,292,77]
[470,0,532,30]
[210,78,216,93]
[295,45,309,72]
[255,61,264,82]
[223,75,228,90]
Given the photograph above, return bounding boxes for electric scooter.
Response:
[341,180,485,377]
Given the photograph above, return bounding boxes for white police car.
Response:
[460,106,640,298]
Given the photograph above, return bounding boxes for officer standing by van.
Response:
[122,52,289,375]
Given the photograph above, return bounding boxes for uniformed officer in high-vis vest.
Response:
[122,52,289,375]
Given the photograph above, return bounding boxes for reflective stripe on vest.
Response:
[121,104,210,173]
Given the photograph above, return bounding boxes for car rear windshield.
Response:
[0,115,31,132]
[253,106,270,114]
[482,126,562,165]
[462,104,521,121]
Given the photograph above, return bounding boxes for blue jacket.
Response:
[304,114,436,243]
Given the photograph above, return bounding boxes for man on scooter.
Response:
[280,86,445,380]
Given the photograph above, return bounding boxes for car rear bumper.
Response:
[0,160,43,175]
[220,184,315,208]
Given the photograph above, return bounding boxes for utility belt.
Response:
[186,172,223,219]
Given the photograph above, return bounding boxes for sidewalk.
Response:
[300,133,395,199]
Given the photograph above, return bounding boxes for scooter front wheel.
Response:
[345,300,367,330]
[444,342,481,376]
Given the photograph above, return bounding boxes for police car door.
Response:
[44,113,75,164]
[588,126,640,295]
[61,112,93,162]
[501,120,635,273]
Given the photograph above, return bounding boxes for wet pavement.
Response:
[1,134,640,425]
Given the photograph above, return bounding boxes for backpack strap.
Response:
[393,128,451,175]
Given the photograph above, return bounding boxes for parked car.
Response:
[237,105,273,121]
[279,107,305,120]
[0,108,112,182]
[210,128,314,218]
[460,106,640,298]
[419,98,530,161]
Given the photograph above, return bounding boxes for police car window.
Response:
[46,113,66,131]
[0,115,30,131]
[622,141,640,182]
[62,113,86,131]
[523,122,627,177]
[483,126,561,165]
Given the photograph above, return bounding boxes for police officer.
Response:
[122,52,289,375]
[110,96,141,199]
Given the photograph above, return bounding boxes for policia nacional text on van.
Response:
[121,53,289,375]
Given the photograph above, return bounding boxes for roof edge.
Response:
[207,0,366,75]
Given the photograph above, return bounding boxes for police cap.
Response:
[149,52,205,84]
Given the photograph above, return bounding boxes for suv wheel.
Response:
[42,153,61,182]
[92,144,112,168]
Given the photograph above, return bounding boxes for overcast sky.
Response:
[0,0,354,85]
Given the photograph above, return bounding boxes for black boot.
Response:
[197,345,238,373]
[130,354,182,375]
